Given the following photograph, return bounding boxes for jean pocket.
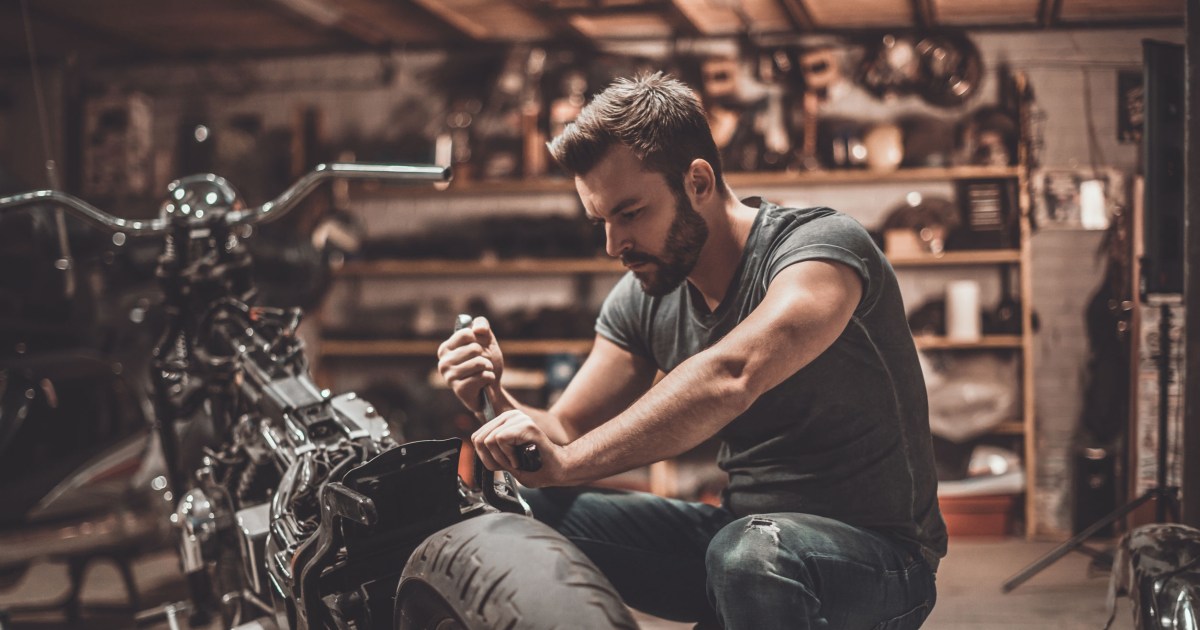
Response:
[872,602,932,630]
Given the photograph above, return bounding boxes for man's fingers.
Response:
[474,440,502,472]
[482,431,516,471]
[472,414,509,471]
[438,342,485,370]
[472,317,495,346]
[443,355,493,382]
[473,410,532,472]
[437,327,477,359]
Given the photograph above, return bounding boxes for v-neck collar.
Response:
[685,199,769,329]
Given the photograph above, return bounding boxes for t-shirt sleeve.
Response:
[595,273,654,358]
[765,212,885,316]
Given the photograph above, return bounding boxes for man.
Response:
[437,72,945,629]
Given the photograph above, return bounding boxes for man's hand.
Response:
[437,316,505,413]
[472,409,571,487]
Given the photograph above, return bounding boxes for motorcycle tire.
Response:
[395,512,636,630]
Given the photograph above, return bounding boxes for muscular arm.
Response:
[553,259,863,485]
[495,336,658,444]
[439,317,656,448]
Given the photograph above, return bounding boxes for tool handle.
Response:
[455,314,542,472]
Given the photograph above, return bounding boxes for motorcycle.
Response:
[0,164,635,630]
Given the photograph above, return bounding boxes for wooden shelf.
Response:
[338,257,623,277]
[889,250,1021,267]
[352,165,1022,200]
[320,338,594,358]
[335,250,1019,278]
[725,165,1021,187]
[913,335,1023,350]
[354,177,575,197]
[323,335,1020,357]
[992,421,1026,436]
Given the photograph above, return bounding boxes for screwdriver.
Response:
[455,314,543,472]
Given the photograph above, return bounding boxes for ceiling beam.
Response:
[1037,0,1064,27]
[776,0,815,31]
[911,0,936,29]
[397,0,480,42]
[507,0,594,42]
[407,0,490,40]
[661,1,704,36]
[24,3,166,57]
[541,1,699,37]
[260,0,391,47]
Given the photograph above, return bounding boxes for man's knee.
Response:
[708,516,799,586]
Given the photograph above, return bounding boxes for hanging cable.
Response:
[19,0,57,188]
[20,0,75,298]
[1080,69,1109,179]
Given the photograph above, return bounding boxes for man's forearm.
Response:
[491,386,574,445]
[560,350,754,485]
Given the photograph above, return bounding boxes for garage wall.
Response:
[976,28,1180,536]
[4,25,1184,536]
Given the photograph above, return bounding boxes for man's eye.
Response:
[621,209,642,221]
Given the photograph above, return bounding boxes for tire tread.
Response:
[397,513,636,630]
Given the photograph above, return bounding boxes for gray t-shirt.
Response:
[595,200,947,569]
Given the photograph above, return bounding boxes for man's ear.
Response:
[686,159,717,203]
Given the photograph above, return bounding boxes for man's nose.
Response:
[604,223,629,258]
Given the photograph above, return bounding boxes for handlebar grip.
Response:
[516,443,543,472]
[454,313,542,473]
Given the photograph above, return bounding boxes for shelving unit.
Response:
[325,161,1037,535]
[337,258,625,277]
[320,334,1021,358]
[321,338,595,357]
[334,249,1019,278]
[352,165,1023,200]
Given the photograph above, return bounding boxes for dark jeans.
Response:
[522,487,936,630]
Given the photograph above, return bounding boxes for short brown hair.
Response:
[547,72,724,195]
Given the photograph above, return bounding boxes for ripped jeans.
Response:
[522,487,936,630]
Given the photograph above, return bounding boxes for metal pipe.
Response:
[226,163,450,226]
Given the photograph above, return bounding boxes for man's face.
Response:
[576,145,708,296]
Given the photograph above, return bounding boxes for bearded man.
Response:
[437,73,945,630]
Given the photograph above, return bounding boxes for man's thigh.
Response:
[522,486,734,623]
[707,512,936,629]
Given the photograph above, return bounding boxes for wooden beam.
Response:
[407,0,491,40]
[396,0,480,42]
[1037,0,1063,27]
[776,0,815,31]
[540,1,699,36]
[259,0,390,47]
[663,2,705,36]
[911,0,936,29]
[25,2,166,57]
[508,0,594,42]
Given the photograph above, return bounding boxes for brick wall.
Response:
[975,28,1180,536]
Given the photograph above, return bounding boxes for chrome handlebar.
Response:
[224,163,449,227]
[0,188,168,234]
[0,162,451,236]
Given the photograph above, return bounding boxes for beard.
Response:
[621,191,709,296]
